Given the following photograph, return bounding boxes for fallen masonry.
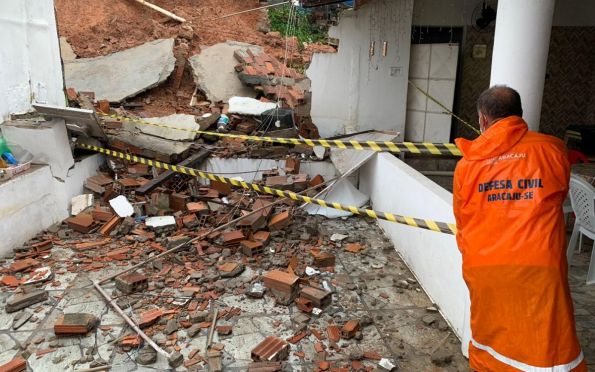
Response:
[0,144,467,371]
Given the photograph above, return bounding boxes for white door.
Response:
[406,43,459,143]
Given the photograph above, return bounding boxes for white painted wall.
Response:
[0,0,107,256]
[0,0,65,122]
[412,0,595,27]
[359,153,471,356]
[0,155,103,257]
[307,0,413,138]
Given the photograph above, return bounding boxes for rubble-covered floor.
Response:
[0,215,472,371]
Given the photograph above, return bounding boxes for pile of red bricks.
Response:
[234,49,307,108]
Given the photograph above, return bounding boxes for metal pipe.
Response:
[210,1,291,20]
[93,280,171,358]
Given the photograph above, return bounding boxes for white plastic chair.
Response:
[566,174,595,285]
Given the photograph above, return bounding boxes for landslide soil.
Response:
[55,0,282,116]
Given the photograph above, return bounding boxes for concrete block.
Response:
[2,118,74,180]
[6,290,48,313]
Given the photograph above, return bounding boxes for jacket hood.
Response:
[455,116,528,161]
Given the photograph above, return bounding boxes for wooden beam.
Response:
[135,149,210,196]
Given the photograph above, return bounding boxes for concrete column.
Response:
[490,0,556,131]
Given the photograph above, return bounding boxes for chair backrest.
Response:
[569,174,595,231]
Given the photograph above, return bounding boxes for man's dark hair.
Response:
[477,85,523,119]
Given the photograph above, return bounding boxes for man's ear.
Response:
[479,113,487,133]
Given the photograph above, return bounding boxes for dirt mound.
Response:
[55,0,269,58]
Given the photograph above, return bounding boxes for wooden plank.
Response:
[135,149,210,196]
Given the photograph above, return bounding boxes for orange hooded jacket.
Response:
[453,116,586,371]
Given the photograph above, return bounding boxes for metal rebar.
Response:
[92,280,171,358]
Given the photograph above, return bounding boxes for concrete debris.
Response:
[12,310,33,330]
[0,147,462,370]
[136,346,157,365]
[189,41,263,103]
[71,194,94,215]
[59,37,77,61]
[109,195,134,217]
[6,290,48,313]
[138,114,201,141]
[228,96,278,116]
[64,39,176,102]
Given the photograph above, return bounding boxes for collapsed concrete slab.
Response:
[63,39,176,102]
[138,114,200,141]
[189,41,262,103]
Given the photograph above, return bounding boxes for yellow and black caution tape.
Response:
[98,112,462,156]
[407,80,481,136]
[78,143,458,235]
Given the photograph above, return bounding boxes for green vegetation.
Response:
[268,5,326,44]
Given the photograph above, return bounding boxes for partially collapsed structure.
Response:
[0,0,593,371]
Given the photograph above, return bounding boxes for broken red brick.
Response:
[65,87,78,101]
[98,100,110,114]
[311,328,326,341]
[263,270,299,296]
[363,351,382,360]
[300,286,332,308]
[341,320,360,340]
[10,258,40,273]
[284,157,300,174]
[318,361,330,370]
[138,309,163,328]
[217,325,233,336]
[211,180,232,195]
[54,313,98,335]
[99,215,122,236]
[187,202,209,215]
[66,213,96,233]
[345,243,363,253]
[120,335,142,347]
[115,272,148,294]
[309,174,325,188]
[240,240,264,257]
[296,297,314,313]
[268,210,291,231]
[0,357,27,372]
[314,342,325,353]
[222,230,245,246]
[251,336,289,362]
[287,331,308,344]
[1,275,19,287]
[311,251,335,268]
[74,238,110,250]
[92,206,115,222]
[253,231,271,245]
[327,325,341,343]
[169,193,189,212]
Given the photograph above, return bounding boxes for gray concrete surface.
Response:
[64,39,175,102]
[138,114,201,141]
[189,41,262,103]
[0,217,471,371]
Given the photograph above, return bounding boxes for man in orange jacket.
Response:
[453,85,586,371]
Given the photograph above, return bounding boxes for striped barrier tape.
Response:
[77,143,458,235]
[97,112,462,156]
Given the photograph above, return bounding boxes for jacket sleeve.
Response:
[452,161,465,253]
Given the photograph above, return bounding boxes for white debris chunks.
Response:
[64,39,176,102]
